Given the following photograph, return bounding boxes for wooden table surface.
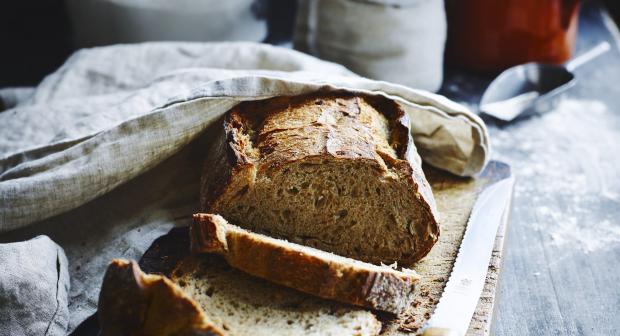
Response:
[439,2,620,335]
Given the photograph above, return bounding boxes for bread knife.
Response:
[422,176,515,336]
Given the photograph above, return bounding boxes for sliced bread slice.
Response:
[200,92,440,266]
[191,213,420,314]
[171,254,382,336]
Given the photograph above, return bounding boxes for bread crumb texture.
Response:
[201,92,439,267]
[172,255,382,336]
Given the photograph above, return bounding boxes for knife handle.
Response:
[421,327,460,336]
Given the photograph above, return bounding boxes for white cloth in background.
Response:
[0,41,488,333]
[0,87,35,111]
[294,0,447,92]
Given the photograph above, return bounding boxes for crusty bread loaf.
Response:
[200,92,440,266]
[98,259,223,336]
[191,213,420,314]
[171,254,382,336]
[98,258,381,336]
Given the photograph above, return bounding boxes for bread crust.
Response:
[98,259,223,336]
[191,213,420,314]
[201,92,440,265]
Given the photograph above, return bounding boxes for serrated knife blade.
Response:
[422,176,515,336]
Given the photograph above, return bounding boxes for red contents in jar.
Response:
[445,0,580,73]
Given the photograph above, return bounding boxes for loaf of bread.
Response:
[191,213,419,314]
[98,258,382,336]
[201,92,440,266]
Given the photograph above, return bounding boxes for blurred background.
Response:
[0,0,619,88]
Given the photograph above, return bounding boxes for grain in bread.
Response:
[171,254,382,336]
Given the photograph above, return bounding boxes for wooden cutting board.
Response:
[71,160,513,336]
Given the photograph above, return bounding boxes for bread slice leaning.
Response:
[98,259,223,336]
[200,92,440,266]
[191,213,420,314]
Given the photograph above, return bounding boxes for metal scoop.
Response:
[479,41,611,122]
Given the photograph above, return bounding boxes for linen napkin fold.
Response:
[0,42,488,232]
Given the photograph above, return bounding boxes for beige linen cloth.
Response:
[0,42,488,333]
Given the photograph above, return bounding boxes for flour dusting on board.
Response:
[491,98,620,254]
